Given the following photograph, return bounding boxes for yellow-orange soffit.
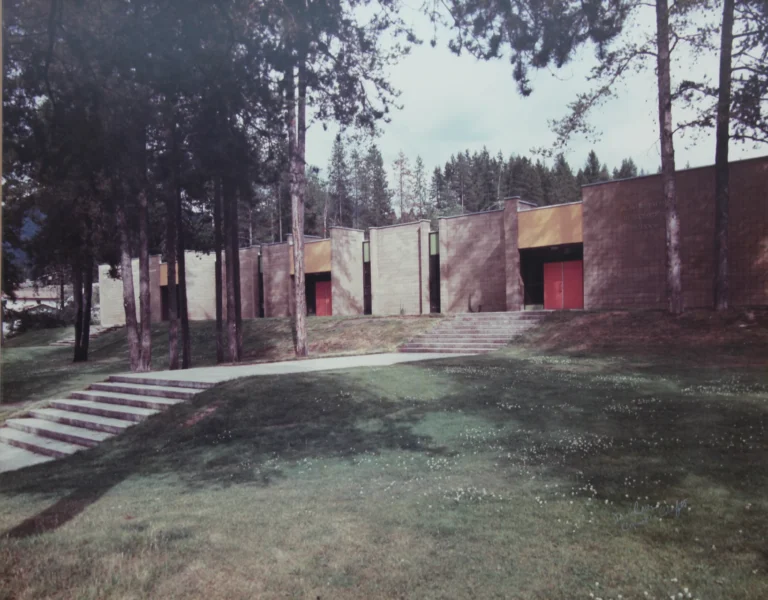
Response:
[290,239,332,275]
[518,202,583,249]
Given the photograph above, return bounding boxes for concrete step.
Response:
[0,427,86,458]
[49,399,158,422]
[89,381,199,400]
[409,336,513,343]
[6,418,113,448]
[0,443,55,473]
[69,390,184,410]
[399,347,491,354]
[400,344,503,352]
[30,408,134,435]
[433,328,533,335]
[108,375,214,391]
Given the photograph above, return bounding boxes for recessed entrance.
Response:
[305,272,332,316]
[520,243,583,310]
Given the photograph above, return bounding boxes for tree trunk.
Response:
[166,188,179,370]
[176,171,191,368]
[214,177,225,363]
[714,0,734,311]
[655,0,683,315]
[223,177,240,362]
[80,255,93,360]
[323,191,329,238]
[115,193,142,370]
[232,184,243,358]
[72,261,84,362]
[137,188,152,371]
[290,59,309,356]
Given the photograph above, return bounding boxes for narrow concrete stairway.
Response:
[0,376,213,469]
[399,311,547,354]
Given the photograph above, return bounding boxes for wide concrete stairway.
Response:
[0,376,213,464]
[399,311,546,354]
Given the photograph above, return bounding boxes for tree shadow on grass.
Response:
[0,369,449,538]
[2,351,766,541]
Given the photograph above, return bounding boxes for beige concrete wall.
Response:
[438,210,507,313]
[369,221,430,315]
[180,252,216,320]
[98,256,161,326]
[261,243,292,317]
[330,228,364,315]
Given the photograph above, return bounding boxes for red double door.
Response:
[543,260,583,310]
[315,280,332,316]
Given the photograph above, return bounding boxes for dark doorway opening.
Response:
[429,231,440,313]
[160,285,181,321]
[258,256,265,318]
[519,243,583,309]
[363,241,372,315]
[305,272,332,316]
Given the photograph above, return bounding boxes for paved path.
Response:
[115,352,467,386]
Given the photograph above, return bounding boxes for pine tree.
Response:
[366,145,394,227]
[550,155,580,205]
[613,158,639,179]
[429,168,446,213]
[327,135,352,229]
[412,156,428,219]
[392,150,413,221]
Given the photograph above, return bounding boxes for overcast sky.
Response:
[304,5,766,180]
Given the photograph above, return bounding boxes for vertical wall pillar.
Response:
[418,220,431,315]
[504,198,523,311]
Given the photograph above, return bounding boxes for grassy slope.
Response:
[0,318,767,599]
[0,316,440,410]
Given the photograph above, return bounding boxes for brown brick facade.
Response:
[583,156,768,309]
[261,243,292,317]
[439,210,507,313]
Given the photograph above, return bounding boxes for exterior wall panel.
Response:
[438,210,506,313]
[369,221,430,315]
[583,156,768,309]
[330,227,364,315]
[518,202,583,249]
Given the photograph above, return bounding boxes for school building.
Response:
[98,156,768,326]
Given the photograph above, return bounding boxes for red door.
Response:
[562,260,584,309]
[315,281,332,316]
[544,262,563,310]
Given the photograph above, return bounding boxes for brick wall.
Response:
[439,210,507,313]
[236,247,260,319]
[330,228,364,315]
[504,199,523,310]
[583,156,768,309]
[369,221,430,315]
[261,243,292,317]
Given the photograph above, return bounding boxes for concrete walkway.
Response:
[115,352,467,386]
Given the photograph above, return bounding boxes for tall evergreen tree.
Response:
[327,135,352,230]
[613,158,639,179]
[412,156,428,219]
[366,145,394,227]
[392,151,413,221]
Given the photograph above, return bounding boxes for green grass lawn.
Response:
[1,344,766,599]
[0,316,439,411]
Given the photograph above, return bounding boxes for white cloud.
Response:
[305,6,766,179]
